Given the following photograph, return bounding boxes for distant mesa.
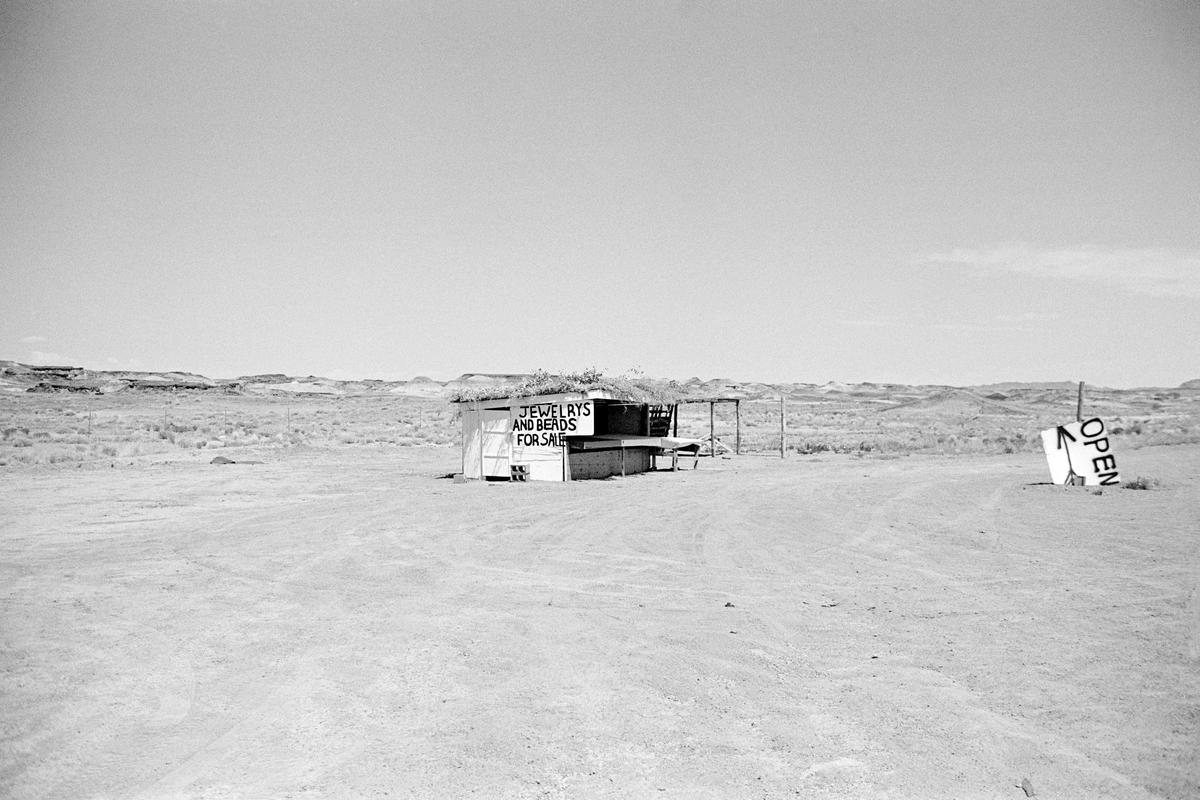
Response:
[881,388,1024,417]
[972,380,1081,393]
[454,373,531,383]
[30,365,82,374]
[0,359,1192,401]
[28,380,101,394]
[125,379,220,391]
[237,373,291,384]
[262,380,340,395]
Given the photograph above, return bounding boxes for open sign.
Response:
[1040,417,1120,486]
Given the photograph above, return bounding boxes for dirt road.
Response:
[3,445,1198,798]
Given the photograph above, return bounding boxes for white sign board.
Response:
[1040,417,1120,486]
[511,400,593,448]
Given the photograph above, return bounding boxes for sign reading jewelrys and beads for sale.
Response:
[1040,417,1121,486]
[510,400,594,448]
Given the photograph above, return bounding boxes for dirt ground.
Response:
[2,444,1198,799]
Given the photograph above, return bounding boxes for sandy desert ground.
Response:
[2,436,1198,799]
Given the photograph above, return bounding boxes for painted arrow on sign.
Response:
[1054,425,1080,485]
[1040,418,1121,486]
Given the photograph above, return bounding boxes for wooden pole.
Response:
[477,402,485,479]
[672,404,679,437]
[780,395,786,459]
[735,399,741,455]
[700,400,710,455]
[1076,381,1084,422]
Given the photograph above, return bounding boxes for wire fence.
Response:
[3,390,1197,468]
[670,397,1197,457]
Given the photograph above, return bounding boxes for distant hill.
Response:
[880,388,1026,417]
[970,380,1087,393]
[0,361,1192,411]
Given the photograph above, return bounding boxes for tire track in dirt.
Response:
[37,485,402,799]
[126,649,364,800]
[1,600,200,800]
[652,460,1112,795]
[6,448,1195,798]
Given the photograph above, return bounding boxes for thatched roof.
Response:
[449,369,683,405]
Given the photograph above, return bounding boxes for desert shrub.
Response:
[1123,476,1160,490]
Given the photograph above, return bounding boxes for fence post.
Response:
[709,401,715,456]
[735,399,740,455]
[780,395,786,458]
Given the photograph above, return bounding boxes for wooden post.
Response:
[700,400,710,455]
[620,444,626,477]
[780,395,786,459]
[1076,381,1084,422]
[672,404,679,437]
[735,399,741,455]
[477,401,485,479]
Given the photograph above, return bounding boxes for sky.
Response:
[2,1,1198,387]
